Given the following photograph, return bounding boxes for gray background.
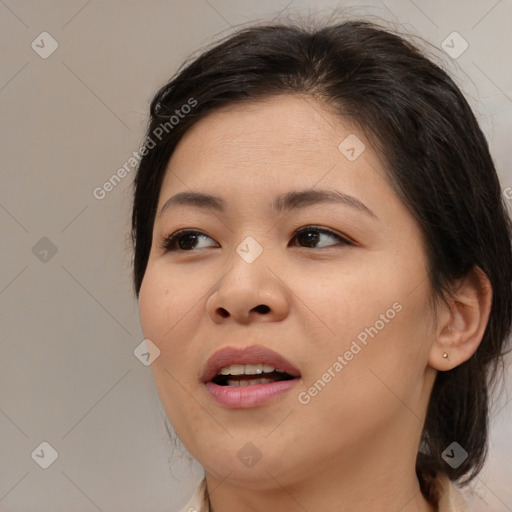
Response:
[1,0,511,510]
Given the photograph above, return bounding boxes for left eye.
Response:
[290,226,351,248]
[160,226,351,252]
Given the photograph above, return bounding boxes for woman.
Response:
[131,18,512,511]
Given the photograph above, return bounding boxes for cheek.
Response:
[138,270,167,340]
[295,301,431,440]
[138,266,200,423]
[295,259,433,408]
[138,264,192,353]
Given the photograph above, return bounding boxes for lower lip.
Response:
[204,379,300,408]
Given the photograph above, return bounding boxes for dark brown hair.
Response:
[131,18,512,499]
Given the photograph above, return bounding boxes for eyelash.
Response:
[159,225,353,252]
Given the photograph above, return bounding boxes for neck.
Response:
[205,455,437,512]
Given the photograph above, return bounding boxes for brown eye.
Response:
[160,225,352,253]
[290,226,352,248]
[161,230,217,252]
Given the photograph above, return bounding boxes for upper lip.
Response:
[200,344,301,383]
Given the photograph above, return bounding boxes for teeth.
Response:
[218,363,278,376]
[219,364,246,376]
[226,377,275,386]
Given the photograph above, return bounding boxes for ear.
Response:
[428,266,493,371]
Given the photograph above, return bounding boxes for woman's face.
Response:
[138,94,438,489]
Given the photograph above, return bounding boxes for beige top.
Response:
[178,473,470,512]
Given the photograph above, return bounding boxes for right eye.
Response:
[160,229,218,252]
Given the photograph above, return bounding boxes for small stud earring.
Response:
[443,352,448,359]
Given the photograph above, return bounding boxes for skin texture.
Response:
[138,94,492,512]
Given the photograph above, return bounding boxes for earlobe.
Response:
[428,266,492,371]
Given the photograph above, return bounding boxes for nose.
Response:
[205,251,290,325]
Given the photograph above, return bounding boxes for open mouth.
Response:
[211,370,296,387]
[200,345,301,395]
[202,351,301,408]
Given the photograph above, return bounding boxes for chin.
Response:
[199,445,301,490]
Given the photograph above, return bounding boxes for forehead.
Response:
[159,94,386,199]
[175,95,343,155]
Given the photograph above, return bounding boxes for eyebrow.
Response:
[159,188,376,218]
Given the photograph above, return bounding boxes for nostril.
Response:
[217,305,269,318]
